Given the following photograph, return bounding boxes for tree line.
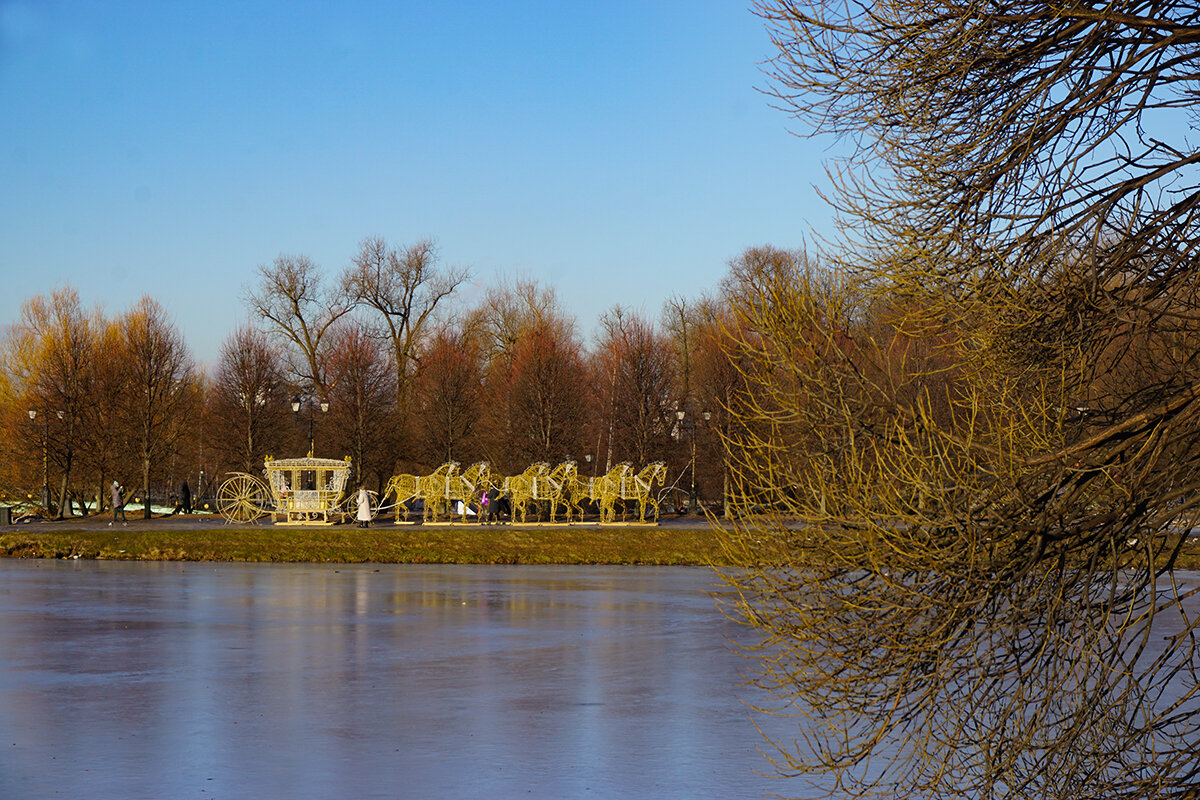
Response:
[0,238,795,518]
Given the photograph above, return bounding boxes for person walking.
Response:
[356,486,371,528]
[171,479,193,516]
[110,481,126,525]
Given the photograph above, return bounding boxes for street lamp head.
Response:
[703,411,711,422]
[291,397,301,413]
[676,410,686,421]
[27,409,36,420]
[320,402,329,413]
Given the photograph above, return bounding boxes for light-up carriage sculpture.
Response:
[216,455,353,524]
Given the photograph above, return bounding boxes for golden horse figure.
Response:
[593,463,633,524]
[504,462,551,524]
[384,473,420,522]
[545,460,578,523]
[565,467,611,522]
[629,461,668,522]
[417,462,460,522]
[446,462,491,523]
[594,462,667,523]
[416,462,492,523]
[565,471,593,522]
[510,461,578,523]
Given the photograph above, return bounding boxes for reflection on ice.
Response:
[0,561,795,799]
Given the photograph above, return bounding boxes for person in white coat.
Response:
[356,486,371,528]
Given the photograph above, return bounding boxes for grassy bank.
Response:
[5,523,1200,571]
[0,524,729,565]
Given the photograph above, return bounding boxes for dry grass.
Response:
[0,524,728,565]
[5,522,1198,571]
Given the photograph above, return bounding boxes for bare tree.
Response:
[342,236,469,410]
[467,275,559,366]
[207,326,292,474]
[324,321,397,488]
[117,297,196,519]
[79,319,129,513]
[505,320,588,471]
[412,325,484,468]
[469,276,569,472]
[717,3,1200,798]
[2,288,100,516]
[593,306,676,468]
[245,254,353,397]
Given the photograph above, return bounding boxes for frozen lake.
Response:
[0,561,798,799]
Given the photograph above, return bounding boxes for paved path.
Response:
[0,511,717,533]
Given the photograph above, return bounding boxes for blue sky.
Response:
[0,1,832,365]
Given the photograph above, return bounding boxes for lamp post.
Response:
[27,408,62,511]
[27,409,49,510]
[292,395,329,456]
[676,410,699,514]
[674,409,713,515]
[700,410,715,515]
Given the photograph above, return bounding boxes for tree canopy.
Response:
[717,2,1200,798]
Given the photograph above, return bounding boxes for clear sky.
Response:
[0,1,832,366]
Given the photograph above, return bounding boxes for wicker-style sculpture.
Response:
[263,455,353,525]
[415,462,458,522]
[414,462,491,522]
[216,455,352,525]
[503,462,550,524]
[545,460,578,522]
[215,472,270,524]
[384,473,420,522]
[504,461,577,523]
[590,461,667,523]
[381,459,664,525]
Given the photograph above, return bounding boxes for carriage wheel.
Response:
[216,474,269,524]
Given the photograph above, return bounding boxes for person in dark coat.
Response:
[485,488,506,523]
[180,480,192,515]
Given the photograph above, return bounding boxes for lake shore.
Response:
[0,514,729,565]
[5,513,1200,569]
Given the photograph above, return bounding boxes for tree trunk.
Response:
[57,473,71,518]
[143,456,152,519]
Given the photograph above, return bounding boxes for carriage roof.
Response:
[264,456,353,472]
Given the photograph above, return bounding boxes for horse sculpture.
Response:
[387,459,664,525]
[384,473,420,522]
[416,462,459,522]
[447,462,491,523]
[504,462,550,524]
[503,461,578,523]
[589,461,667,523]
[417,461,492,522]
[631,461,668,522]
[545,461,579,522]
